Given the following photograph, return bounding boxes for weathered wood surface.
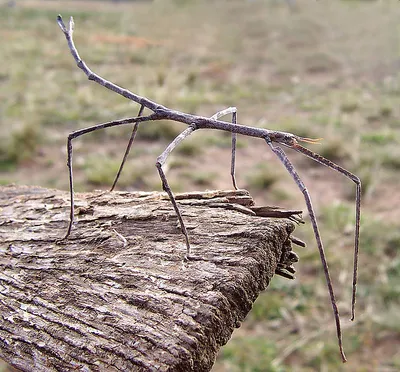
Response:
[0,185,301,372]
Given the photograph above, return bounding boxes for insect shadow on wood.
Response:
[57,15,361,363]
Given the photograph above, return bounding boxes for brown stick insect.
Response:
[57,15,361,362]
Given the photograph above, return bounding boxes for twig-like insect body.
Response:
[57,15,361,363]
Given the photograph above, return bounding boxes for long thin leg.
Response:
[292,143,361,321]
[110,105,145,191]
[210,107,238,189]
[63,114,157,239]
[156,124,197,257]
[231,112,238,190]
[265,138,347,363]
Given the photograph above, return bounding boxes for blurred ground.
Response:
[1,0,400,371]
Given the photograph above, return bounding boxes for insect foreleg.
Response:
[291,143,361,321]
[265,138,347,363]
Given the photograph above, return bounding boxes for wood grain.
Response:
[0,186,300,372]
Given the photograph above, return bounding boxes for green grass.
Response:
[180,170,217,187]
[1,1,400,371]
[245,163,280,191]
[218,336,284,372]
[137,121,183,142]
[0,122,41,169]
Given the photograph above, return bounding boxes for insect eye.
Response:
[278,133,297,146]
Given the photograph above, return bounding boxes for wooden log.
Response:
[0,185,301,372]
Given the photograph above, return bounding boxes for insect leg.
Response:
[110,105,145,191]
[63,114,156,239]
[210,107,238,189]
[292,143,361,322]
[156,124,198,257]
[265,138,347,363]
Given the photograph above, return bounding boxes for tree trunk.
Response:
[0,185,301,372]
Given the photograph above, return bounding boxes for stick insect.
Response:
[57,15,361,362]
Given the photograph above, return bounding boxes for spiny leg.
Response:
[210,107,238,189]
[63,114,157,239]
[292,142,361,322]
[110,105,145,191]
[156,124,197,257]
[265,138,347,363]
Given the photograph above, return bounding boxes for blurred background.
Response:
[1,0,399,371]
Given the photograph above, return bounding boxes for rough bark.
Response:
[0,185,301,372]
